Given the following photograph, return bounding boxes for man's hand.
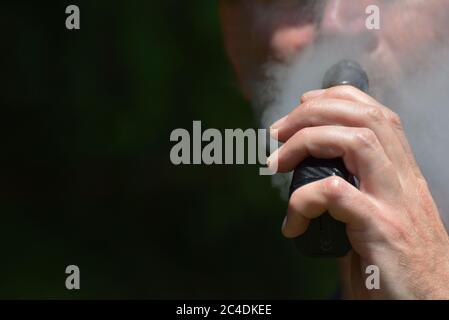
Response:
[268,85,449,299]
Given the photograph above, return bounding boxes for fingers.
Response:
[274,86,384,142]
[283,176,376,238]
[268,125,401,198]
[303,85,423,178]
[271,91,411,180]
[271,85,422,179]
[301,85,382,107]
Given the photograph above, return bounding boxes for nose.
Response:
[319,0,380,36]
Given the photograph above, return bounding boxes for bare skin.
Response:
[220,0,449,299]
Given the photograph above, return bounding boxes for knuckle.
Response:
[387,111,403,129]
[416,176,430,189]
[299,126,313,139]
[352,128,378,149]
[328,85,357,97]
[301,99,317,113]
[365,106,385,122]
[323,176,347,200]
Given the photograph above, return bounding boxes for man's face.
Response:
[219,0,449,99]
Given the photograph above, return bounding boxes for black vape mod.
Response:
[289,60,369,257]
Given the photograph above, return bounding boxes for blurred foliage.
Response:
[0,0,337,298]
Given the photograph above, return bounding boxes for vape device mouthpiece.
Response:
[322,59,369,93]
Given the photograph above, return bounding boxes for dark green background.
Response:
[0,0,337,298]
